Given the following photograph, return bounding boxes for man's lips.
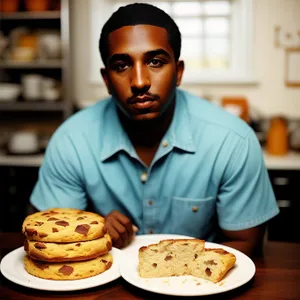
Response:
[129,95,159,103]
[128,94,159,110]
[132,100,154,110]
[133,96,155,103]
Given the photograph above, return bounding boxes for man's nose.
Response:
[130,63,150,92]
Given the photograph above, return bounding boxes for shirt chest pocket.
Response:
[169,196,216,238]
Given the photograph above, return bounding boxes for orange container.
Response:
[221,97,250,123]
[266,117,289,156]
[0,0,20,12]
[25,0,50,11]
[18,34,38,49]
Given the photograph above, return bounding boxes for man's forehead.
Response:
[107,24,172,56]
[108,24,168,37]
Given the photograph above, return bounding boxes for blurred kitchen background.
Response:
[0,0,299,242]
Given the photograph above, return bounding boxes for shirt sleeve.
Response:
[30,130,87,211]
[217,129,280,231]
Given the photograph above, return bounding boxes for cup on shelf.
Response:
[21,74,43,101]
[41,77,60,101]
[38,32,61,59]
[8,131,40,155]
[0,83,21,102]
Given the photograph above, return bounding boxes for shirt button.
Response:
[148,200,153,205]
[140,172,147,183]
[148,229,153,234]
[192,206,198,212]
[162,140,168,147]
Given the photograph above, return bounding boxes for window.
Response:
[90,0,255,84]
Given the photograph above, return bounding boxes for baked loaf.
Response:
[138,239,236,283]
[22,208,106,242]
[24,253,113,280]
[24,233,112,262]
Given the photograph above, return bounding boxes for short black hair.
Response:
[99,3,181,66]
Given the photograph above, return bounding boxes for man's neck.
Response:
[118,100,175,148]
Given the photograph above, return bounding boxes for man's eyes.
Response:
[111,58,166,72]
[148,58,165,68]
[112,62,129,72]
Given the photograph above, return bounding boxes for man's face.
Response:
[101,25,183,121]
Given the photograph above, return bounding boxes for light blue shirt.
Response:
[30,89,279,241]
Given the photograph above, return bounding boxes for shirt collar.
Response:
[100,89,196,162]
[100,101,135,161]
[167,89,196,153]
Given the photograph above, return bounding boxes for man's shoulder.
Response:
[57,97,112,135]
[179,89,251,139]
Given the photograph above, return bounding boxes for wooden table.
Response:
[1,232,300,299]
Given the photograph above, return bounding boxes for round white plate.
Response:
[120,234,256,297]
[0,246,122,291]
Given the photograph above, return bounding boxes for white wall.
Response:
[71,0,300,118]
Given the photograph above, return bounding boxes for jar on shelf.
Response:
[266,116,289,156]
[0,0,20,12]
[25,0,50,12]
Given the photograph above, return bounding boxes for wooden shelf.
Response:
[0,11,61,20]
[263,150,300,170]
[0,60,62,69]
[0,101,64,112]
[0,151,43,167]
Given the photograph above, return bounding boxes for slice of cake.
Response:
[138,239,236,283]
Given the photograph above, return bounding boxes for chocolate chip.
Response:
[59,265,74,275]
[34,242,47,249]
[204,260,217,266]
[150,249,158,253]
[33,260,49,270]
[47,217,59,221]
[52,228,59,233]
[205,268,212,276]
[75,224,90,235]
[101,259,107,263]
[39,233,48,238]
[26,228,37,236]
[164,255,172,261]
[76,217,84,220]
[90,221,98,224]
[24,240,29,251]
[106,241,112,250]
[34,222,44,226]
[152,263,157,268]
[75,243,81,247]
[105,261,112,270]
[55,220,69,227]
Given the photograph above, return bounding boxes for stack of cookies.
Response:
[22,208,113,280]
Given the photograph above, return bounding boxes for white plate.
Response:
[120,234,256,297]
[0,246,122,291]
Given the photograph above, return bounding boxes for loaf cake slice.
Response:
[138,239,236,283]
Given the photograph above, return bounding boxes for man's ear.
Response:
[100,68,111,94]
[176,60,184,86]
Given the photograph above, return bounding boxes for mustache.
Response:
[127,92,160,104]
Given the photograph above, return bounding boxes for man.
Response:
[30,3,279,256]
